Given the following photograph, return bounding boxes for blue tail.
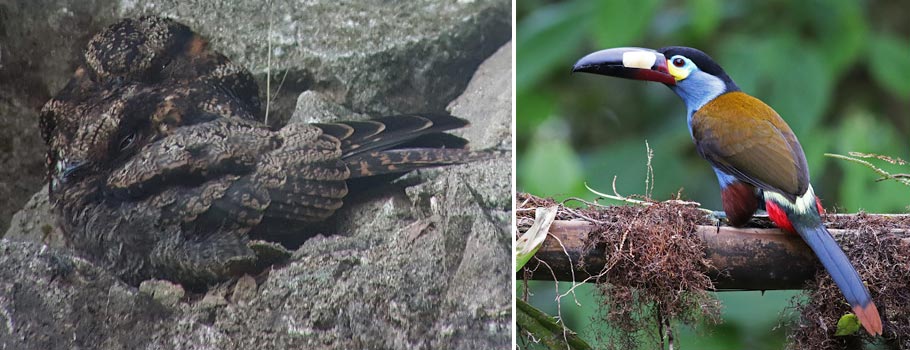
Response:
[792,221,882,335]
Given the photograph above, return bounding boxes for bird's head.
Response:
[40,16,263,203]
[40,84,163,200]
[572,46,740,112]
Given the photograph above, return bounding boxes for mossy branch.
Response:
[517,193,910,290]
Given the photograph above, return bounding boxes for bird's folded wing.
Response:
[691,92,809,199]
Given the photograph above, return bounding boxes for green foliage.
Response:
[686,0,720,40]
[517,0,909,209]
[518,0,909,348]
[516,1,593,95]
[519,118,585,196]
[517,299,594,350]
[592,0,663,48]
[835,313,861,336]
[516,206,559,272]
[869,34,910,98]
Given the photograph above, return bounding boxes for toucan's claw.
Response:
[706,210,728,233]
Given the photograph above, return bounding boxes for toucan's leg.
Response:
[708,210,727,219]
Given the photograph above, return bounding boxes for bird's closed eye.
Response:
[118,132,137,152]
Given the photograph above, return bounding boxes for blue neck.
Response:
[670,70,729,139]
[670,70,728,114]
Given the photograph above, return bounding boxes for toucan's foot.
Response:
[705,210,727,232]
[709,210,727,220]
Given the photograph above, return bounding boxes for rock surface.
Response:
[0,1,512,346]
[0,1,117,233]
[448,42,513,150]
[121,0,512,123]
[4,188,65,247]
[0,86,46,233]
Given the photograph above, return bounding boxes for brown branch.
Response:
[525,218,910,291]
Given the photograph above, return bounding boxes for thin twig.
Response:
[264,0,274,125]
[826,153,910,187]
[549,232,582,307]
[560,206,606,224]
[585,181,708,212]
[848,151,907,165]
[645,140,654,199]
[562,196,611,210]
[532,256,573,350]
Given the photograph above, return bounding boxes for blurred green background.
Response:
[517,0,909,348]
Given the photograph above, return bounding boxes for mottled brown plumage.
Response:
[39,16,494,287]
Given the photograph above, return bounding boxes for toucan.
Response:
[572,46,883,336]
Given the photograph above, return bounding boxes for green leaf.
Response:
[805,0,868,76]
[582,127,706,205]
[832,110,909,213]
[869,34,910,98]
[517,0,593,95]
[592,0,663,48]
[717,36,768,93]
[517,90,556,139]
[762,38,832,135]
[687,0,721,40]
[721,36,833,135]
[516,206,559,272]
[517,299,594,350]
[797,127,833,179]
[835,313,861,336]
[518,121,584,196]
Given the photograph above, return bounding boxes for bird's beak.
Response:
[572,47,676,85]
[51,159,87,191]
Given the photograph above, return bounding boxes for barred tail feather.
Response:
[315,114,470,158]
[345,148,503,179]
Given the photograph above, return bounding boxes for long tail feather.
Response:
[345,148,503,179]
[793,222,883,335]
[315,114,469,158]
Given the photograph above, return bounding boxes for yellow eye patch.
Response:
[667,60,690,81]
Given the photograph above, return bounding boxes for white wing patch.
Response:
[765,184,817,214]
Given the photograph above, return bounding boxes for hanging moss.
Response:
[789,213,910,350]
[518,193,719,349]
[518,193,910,349]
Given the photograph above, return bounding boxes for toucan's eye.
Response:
[672,57,686,67]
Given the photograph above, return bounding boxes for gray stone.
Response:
[289,90,367,124]
[230,274,258,305]
[4,188,64,246]
[0,240,173,350]
[0,86,49,235]
[0,1,118,92]
[448,42,513,150]
[198,287,229,310]
[0,1,119,233]
[120,0,511,120]
[139,279,186,307]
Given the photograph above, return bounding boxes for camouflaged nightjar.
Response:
[39,16,495,287]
